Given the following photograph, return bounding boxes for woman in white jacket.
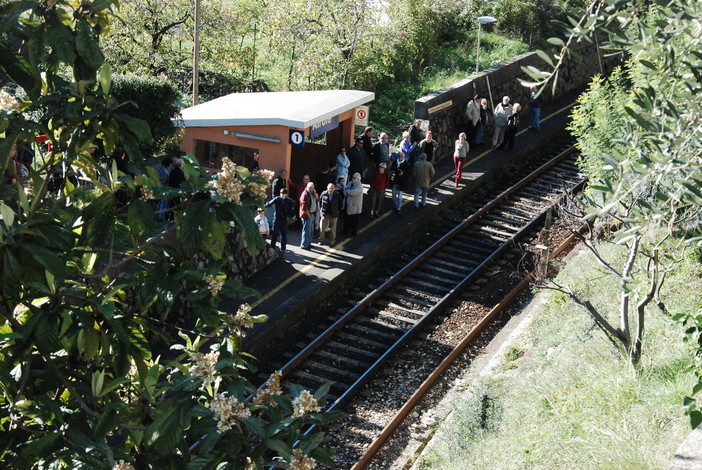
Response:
[344,172,363,236]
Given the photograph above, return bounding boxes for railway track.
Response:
[256,144,586,467]
[273,145,585,403]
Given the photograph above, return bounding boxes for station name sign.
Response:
[310,116,339,138]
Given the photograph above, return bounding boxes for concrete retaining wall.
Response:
[414,38,619,162]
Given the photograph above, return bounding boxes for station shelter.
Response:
[178,90,375,186]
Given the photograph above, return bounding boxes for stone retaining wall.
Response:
[414,38,620,162]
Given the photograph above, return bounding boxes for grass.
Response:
[414,241,702,470]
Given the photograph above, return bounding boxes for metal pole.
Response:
[193,0,200,105]
[476,22,482,73]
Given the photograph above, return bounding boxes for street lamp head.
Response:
[477,16,498,25]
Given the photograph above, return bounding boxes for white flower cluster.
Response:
[292,390,321,418]
[112,460,136,470]
[253,370,282,406]
[203,274,225,297]
[245,169,275,200]
[209,157,243,204]
[211,393,251,433]
[231,303,254,329]
[190,351,219,388]
[289,449,317,470]
[141,187,154,200]
[0,90,21,112]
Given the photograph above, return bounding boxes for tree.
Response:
[523,0,702,421]
[0,1,337,468]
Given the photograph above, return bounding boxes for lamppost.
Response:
[476,16,498,73]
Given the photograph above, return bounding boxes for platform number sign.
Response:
[355,106,369,126]
[289,129,305,147]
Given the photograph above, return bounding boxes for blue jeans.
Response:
[531,107,541,130]
[301,215,314,248]
[392,184,403,211]
[475,123,485,144]
[414,186,428,207]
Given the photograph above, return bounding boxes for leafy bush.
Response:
[111,74,183,155]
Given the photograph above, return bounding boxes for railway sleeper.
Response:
[315,348,372,372]
[440,245,487,263]
[337,331,391,352]
[455,232,502,250]
[389,292,436,309]
[303,359,360,382]
[346,321,402,343]
[367,306,421,325]
[402,285,443,303]
[419,262,470,279]
[384,301,428,318]
[411,270,460,288]
[408,278,453,294]
[424,255,474,273]
[499,201,540,218]
[484,213,530,226]
[326,340,382,361]
[287,371,344,398]
[480,219,521,235]
[472,226,512,242]
[358,314,412,336]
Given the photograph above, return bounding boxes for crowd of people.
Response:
[259,123,442,252]
[258,88,542,252]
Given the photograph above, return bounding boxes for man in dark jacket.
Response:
[264,188,296,252]
[318,183,343,245]
[346,137,367,180]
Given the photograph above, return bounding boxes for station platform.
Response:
[235,93,580,359]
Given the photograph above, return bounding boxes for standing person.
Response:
[315,164,335,195]
[465,95,481,144]
[475,98,491,146]
[347,137,367,180]
[529,86,542,132]
[288,174,310,201]
[408,119,425,145]
[272,169,288,199]
[247,151,260,173]
[492,96,513,148]
[400,131,417,165]
[361,127,374,170]
[412,153,435,209]
[372,132,391,169]
[389,151,411,214]
[254,207,270,239]
[343,173,363,236]
[167,158,185,188]
[265,188,296,252]
[112,147,135,177]
[157,156,173,184]
[453,132,469,186]
[319,183,342,245]
[499,103,522,151]
[368,162,390,218]
[18,138,34,174]
[299,182,319,249]
[417,130,439,163]
[336,147,350,185]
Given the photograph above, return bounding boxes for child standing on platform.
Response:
[255,208,270,239]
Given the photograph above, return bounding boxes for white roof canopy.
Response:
[179,90,375,128]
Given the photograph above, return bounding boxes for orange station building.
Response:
[178,90,375,183]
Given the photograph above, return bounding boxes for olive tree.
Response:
[523,0,702,422]
[0,1,337,468]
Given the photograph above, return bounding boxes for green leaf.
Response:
[0,43,41,99]
[93,410,117,440]
[75,18,104,71]
[265,438,292,460]
[203,218,227,260]
[46,21,76,65]
[145,403,183,453]
[99,63,112,95]
[547,37,565,47]
[18,433,59,462]
[535,49,554,67]
[179,199,212,256]
[116,113,153,144]
[691,410,702,429]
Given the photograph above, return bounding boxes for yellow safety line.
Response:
[249,102,575,308]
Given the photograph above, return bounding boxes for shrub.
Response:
[111,74,183,156]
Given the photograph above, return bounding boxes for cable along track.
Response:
[276,146,585,411]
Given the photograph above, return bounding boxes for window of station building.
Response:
[196,140,259,170]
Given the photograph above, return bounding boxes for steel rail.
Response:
[350,226,584,469]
